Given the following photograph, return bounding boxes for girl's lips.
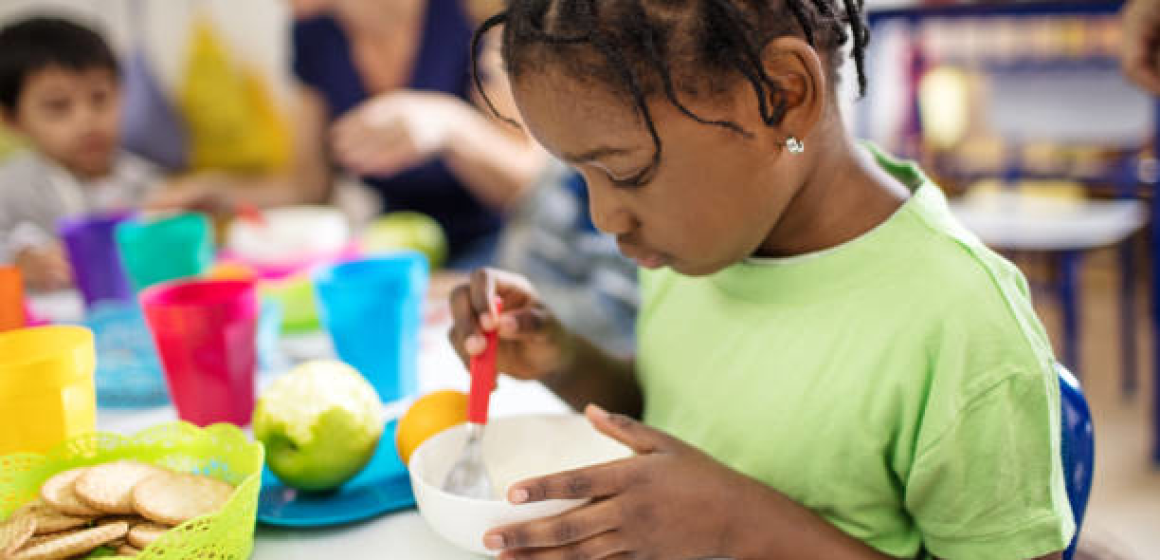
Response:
[618,241,668,269]
[633,254,667,269]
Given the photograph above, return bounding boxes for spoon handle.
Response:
[468,301,502,424]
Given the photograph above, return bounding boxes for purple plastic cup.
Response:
[59,212,134,307]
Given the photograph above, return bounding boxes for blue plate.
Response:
[257,419,416,527]
[82,302,169,408]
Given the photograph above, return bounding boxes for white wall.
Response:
[0,0,294,104]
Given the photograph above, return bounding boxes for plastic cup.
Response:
[313,252,428,402]
[115,212,214,291]
[0,266,25,331]
[0,326,96,454]
[59,212,135,307]
[141,279,258,426]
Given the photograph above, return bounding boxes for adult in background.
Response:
[152,0,546,270]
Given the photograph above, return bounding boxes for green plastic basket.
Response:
[0,422,264,559]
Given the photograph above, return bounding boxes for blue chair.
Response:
[1058,364,1094,560]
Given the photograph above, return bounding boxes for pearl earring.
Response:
[786,136,805,154]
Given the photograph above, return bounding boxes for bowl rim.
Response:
[409,413,621,505]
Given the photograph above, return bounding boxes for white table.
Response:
[36,293,571,559]
[949,190,1147,251]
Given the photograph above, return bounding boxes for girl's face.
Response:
[512,70,809,276]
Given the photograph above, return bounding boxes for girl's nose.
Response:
[587,184,636,237]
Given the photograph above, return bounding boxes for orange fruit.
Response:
[396,390,468,465]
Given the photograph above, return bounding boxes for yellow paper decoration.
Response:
[178,16,289,173]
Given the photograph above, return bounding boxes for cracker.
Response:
[15,503,91,536]
[95,516,143,528]
[39,468,102,517]
[10,521,127,560]
[125,523,168,549]
[0,514,35,558]
[76,462,164,515]
[116,543,141,557]
[131,473,234,526]
[11,535,53,551]
[12,529,93,555]
[12,499,44,513]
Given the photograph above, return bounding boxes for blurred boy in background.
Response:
[0,16,156,291]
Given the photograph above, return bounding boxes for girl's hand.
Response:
[447,268,573,382]
[482,405,752,560]
[330,90,468,177]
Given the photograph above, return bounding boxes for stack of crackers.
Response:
[0,460,235,559]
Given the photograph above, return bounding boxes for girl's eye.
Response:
[608,165,655,189]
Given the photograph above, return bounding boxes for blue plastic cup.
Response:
[313,252,428,403]
[58,212,135,308]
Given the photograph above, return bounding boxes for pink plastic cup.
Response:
[140,279,258,426]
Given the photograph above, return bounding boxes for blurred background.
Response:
[0,0,1157,558]
[854,4,1158,558]
[0,0,294,123]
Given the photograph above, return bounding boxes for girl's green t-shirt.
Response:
[637,150,1074,559]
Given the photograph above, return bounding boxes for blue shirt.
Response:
[292,2,502,262]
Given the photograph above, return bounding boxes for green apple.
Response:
[361,211,448,269]
[253,360,384,492]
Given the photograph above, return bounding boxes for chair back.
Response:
[1058,364,1094,560]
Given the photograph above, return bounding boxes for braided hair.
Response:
[471,0,869,176]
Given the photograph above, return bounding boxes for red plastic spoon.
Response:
[443,301,502,498]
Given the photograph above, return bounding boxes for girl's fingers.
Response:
[468,268,499,325]
[467,268,540,325]
[449,285,484,356]
[484,501,622,550]
[497,308,552,339]
[506,459,632,503]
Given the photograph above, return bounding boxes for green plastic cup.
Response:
[115,213,214,291]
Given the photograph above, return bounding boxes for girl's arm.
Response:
[482,407,1069,560]
[542,333,642,419]
[735,486,1064,560]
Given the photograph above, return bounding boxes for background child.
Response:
[0,16,156,291]
[448,0,1074,558]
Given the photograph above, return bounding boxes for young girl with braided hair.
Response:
[448,0,1075,557]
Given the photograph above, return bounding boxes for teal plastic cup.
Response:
[115,213,214,291]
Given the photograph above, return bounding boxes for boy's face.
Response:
[513,69,808,277]
[5,65,121,179]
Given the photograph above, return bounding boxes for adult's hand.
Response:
[330,90,469,178]
[1122,0,1160,94]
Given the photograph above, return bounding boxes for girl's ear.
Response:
[756,36,827,151]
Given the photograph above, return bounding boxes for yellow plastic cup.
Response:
[0,326,97,454]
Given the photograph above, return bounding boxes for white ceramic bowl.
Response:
[410,414,632,555]
[226,205,349,268]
